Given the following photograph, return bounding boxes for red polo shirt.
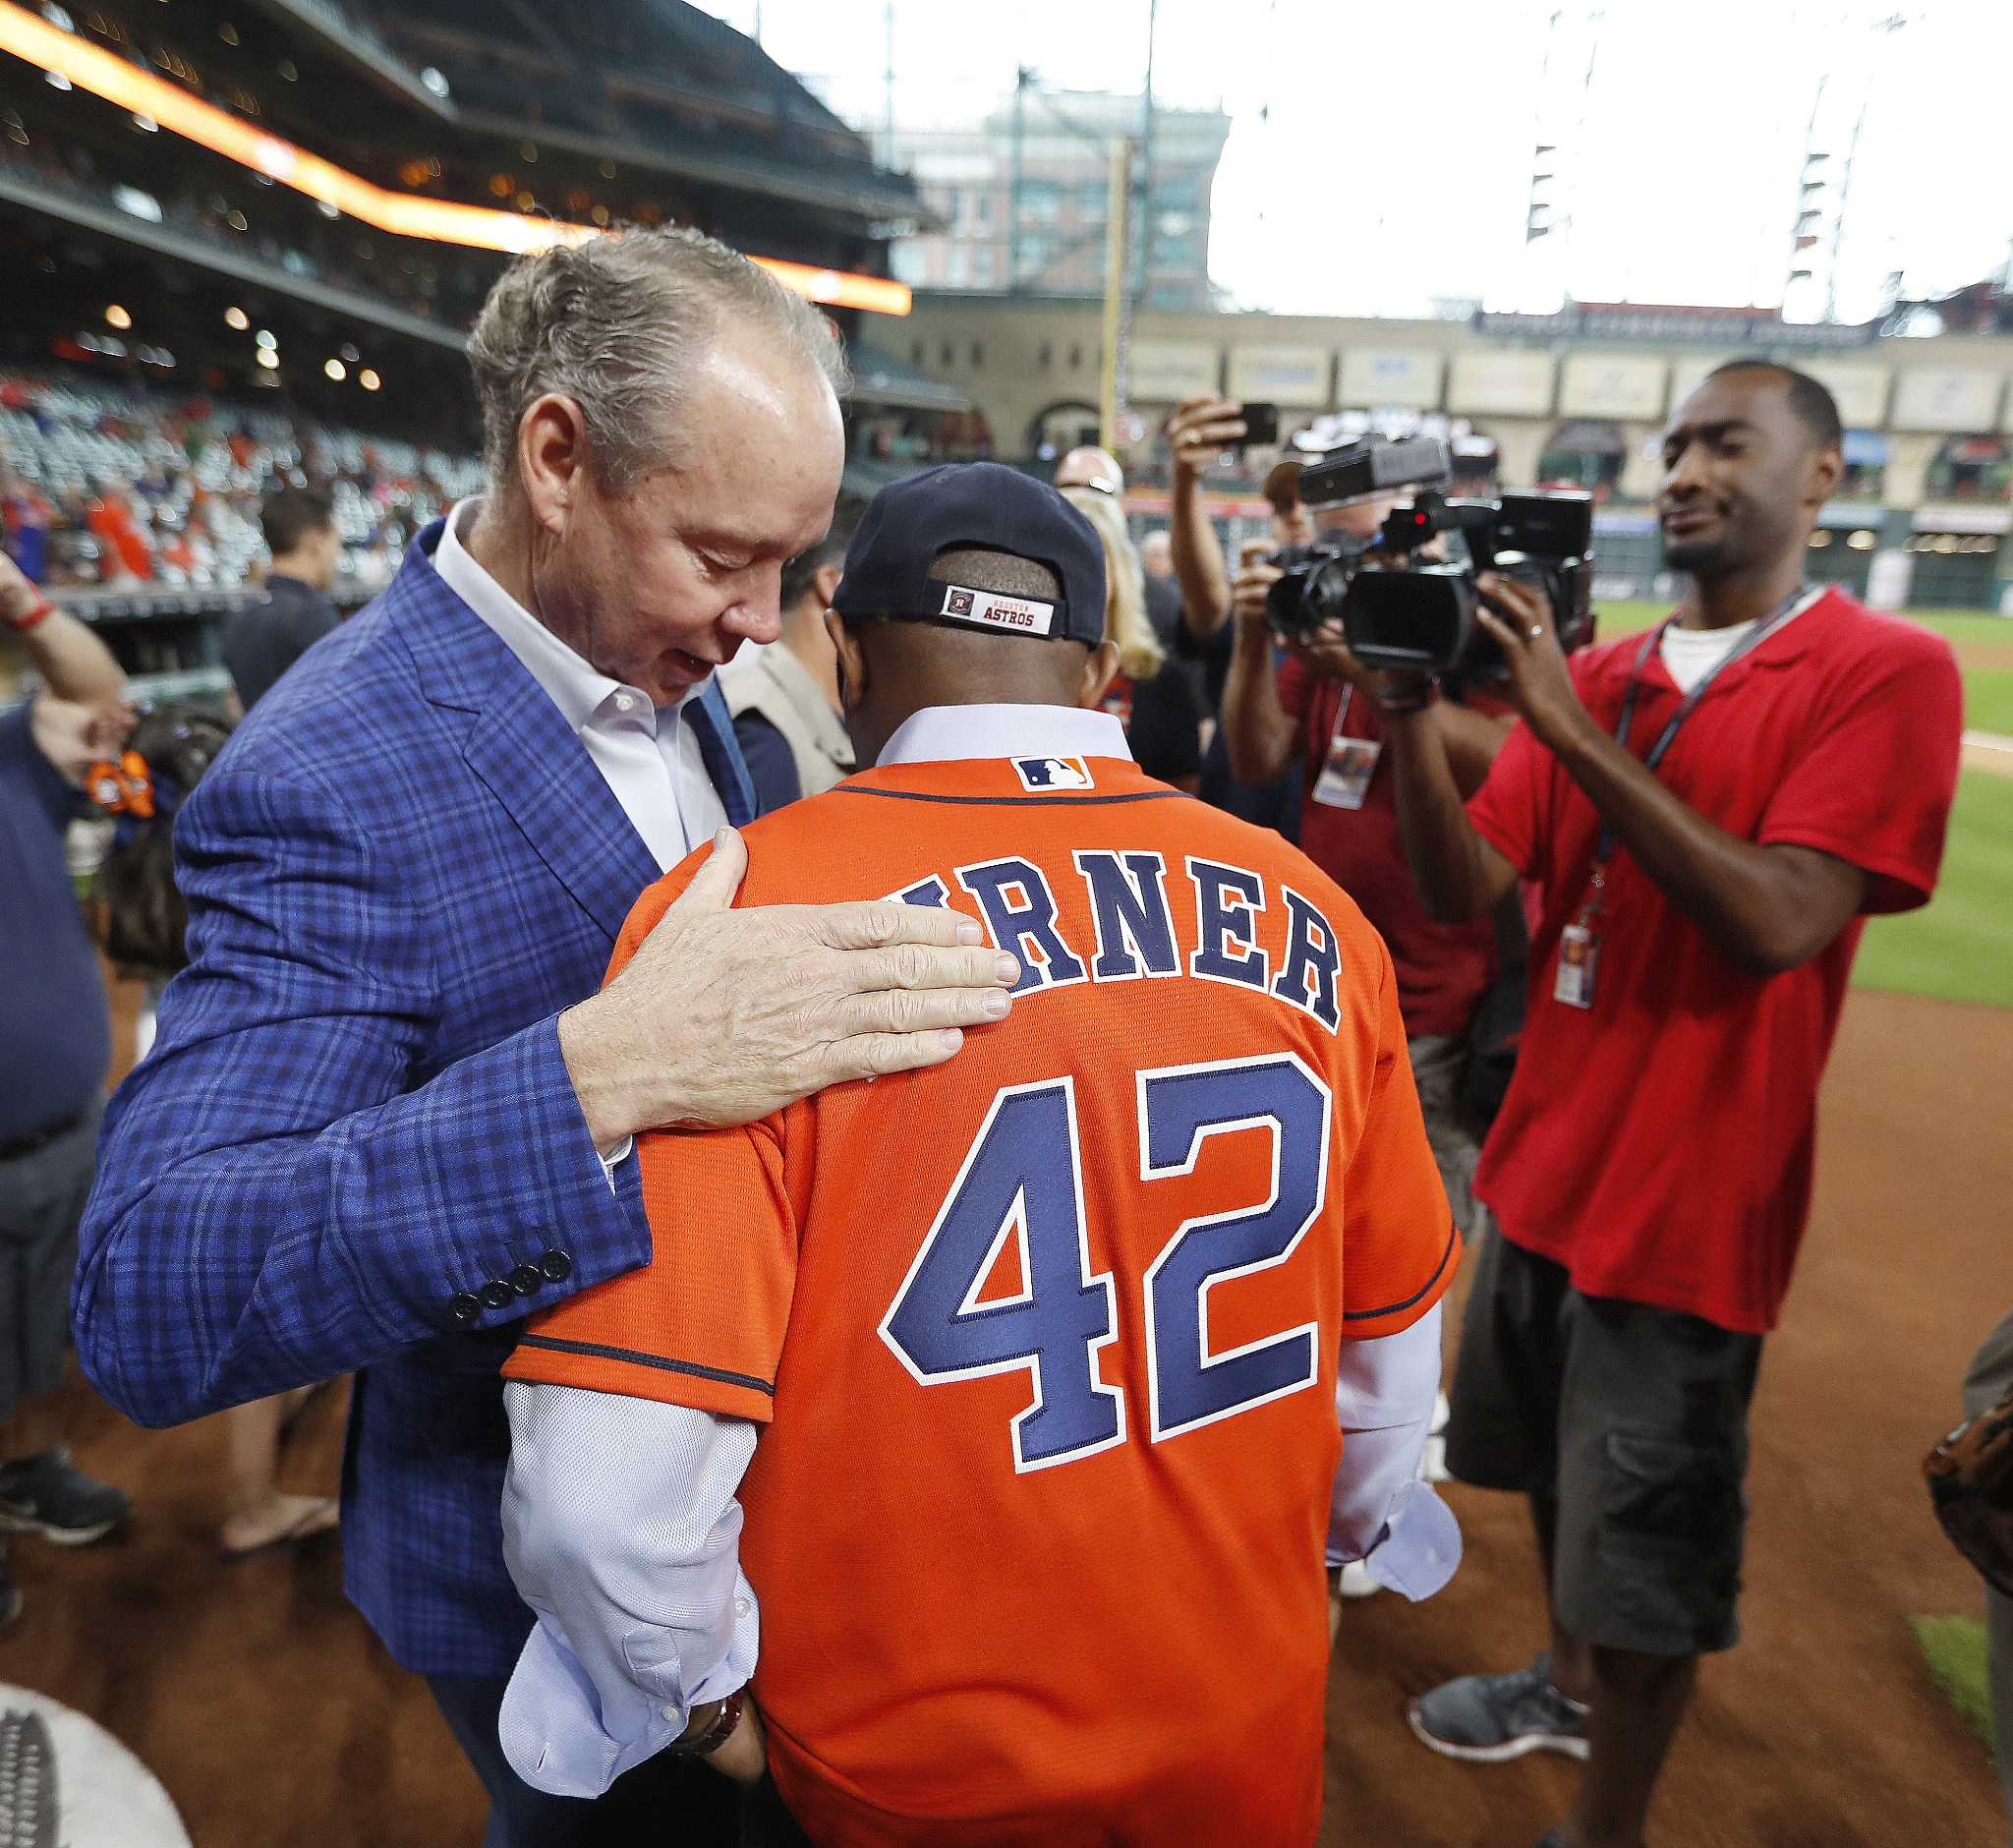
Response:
[1280,656,1506,1039]
[1465,588,1961,1334]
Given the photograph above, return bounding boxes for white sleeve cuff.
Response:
[598,1134,635,1194]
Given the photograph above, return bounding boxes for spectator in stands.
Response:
[1,469,51,586]
[1054,445,1124,497]
[0,549,136,1626]
[1060,484,1204,791]
[220,486,344,711]
[719,491,869,806]
[1161,398,1303,837]
[74,226,1017,1848]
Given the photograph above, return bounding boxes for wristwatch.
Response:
[667,1689,745,1758]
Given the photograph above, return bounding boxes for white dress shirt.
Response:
[497,701,1456,1799]
[435,498,726,872]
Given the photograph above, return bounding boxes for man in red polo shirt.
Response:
[1381,360,1962,1848]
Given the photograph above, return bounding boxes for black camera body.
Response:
[1265,436,1596,680]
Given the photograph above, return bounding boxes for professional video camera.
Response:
[1265,435,1596,679]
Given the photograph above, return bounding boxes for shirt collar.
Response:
[433,497,708,733]
[877,703,1133,769]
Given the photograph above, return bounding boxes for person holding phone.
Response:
[1161,398,1304,838]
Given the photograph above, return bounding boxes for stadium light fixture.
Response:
[324,358,346,380]
[104,303,132,328]
[256,348,279,371]
[224,305,249,329]
[256,329,277,350]
[359,368,381,391]
[0,0,912,314]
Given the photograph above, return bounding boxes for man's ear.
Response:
[813,560,844,611]
[826,609,868,712]
[516,393,590,538]
[1806,443,1844,510]
[1077,638,1122,712]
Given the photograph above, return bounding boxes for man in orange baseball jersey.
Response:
[495,464,1463,1844]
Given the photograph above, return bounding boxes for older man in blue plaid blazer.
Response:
[74,231,1017,1847]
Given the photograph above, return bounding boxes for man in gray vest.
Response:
[720,490,864,801]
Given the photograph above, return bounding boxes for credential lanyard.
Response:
[1590,586,1815,875]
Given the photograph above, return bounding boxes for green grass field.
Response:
[1588,601,2013,1010]
[1913,1614,1995,1750]
[1856,771,2013,1010]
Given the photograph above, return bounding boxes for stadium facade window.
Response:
[941,341,954,369]
[1019,182,1061,223]
[1067,344,1083,371]
[970,342,984,371]
[1039,341,1053,370]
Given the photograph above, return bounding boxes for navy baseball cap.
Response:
[832,462,1107,645]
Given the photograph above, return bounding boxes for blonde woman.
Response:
[1061,485,1204,790]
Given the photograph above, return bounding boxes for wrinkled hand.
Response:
[30,693,134,787]
[1167,396,1245,481]
[708,1698,768,1788]
[1472,571,1588,750]
[560,831,1022,1145]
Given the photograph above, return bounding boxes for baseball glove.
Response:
[1925,1389,2013,1597]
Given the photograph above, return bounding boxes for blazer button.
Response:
[538,1249,573,1283]
[449,1292,482,1324]
[508,1263,544,1298]
[480,1279,515,1311]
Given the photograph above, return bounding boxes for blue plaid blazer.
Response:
[75,521,754,1678]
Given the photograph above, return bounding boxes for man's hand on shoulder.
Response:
[559,829,1022,1145]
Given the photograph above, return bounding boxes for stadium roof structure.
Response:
[339,0,934,229]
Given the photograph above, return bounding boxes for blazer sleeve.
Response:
[73,763,654,1427]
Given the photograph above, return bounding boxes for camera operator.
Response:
[1382,361,1963,1848]
[1162,397,1303,837]
[1221,502,1512,1245]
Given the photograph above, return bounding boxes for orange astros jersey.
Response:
[504,747,1458,1847]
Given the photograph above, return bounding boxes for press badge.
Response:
[1311,736,1382,810]
[1554,922,1599,1010]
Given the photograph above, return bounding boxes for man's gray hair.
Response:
[466,226,851,492]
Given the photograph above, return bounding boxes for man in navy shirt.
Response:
[221,485,345,711]
[0,549,135,1623]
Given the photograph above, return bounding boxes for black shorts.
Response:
[1445,1222,1761,1656]
[0,1101,101,1426]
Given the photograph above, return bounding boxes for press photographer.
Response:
[1383,361,1964,1848]
[1219,434,1551,1246]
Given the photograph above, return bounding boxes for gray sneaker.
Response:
[0,1448,131,1545]
[1408,1650,1590,1762]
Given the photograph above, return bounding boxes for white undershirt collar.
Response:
[876,703,1132,769]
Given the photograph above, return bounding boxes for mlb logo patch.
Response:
[1013,755,1095,791]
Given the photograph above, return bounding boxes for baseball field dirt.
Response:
[20,985,2010,1846]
